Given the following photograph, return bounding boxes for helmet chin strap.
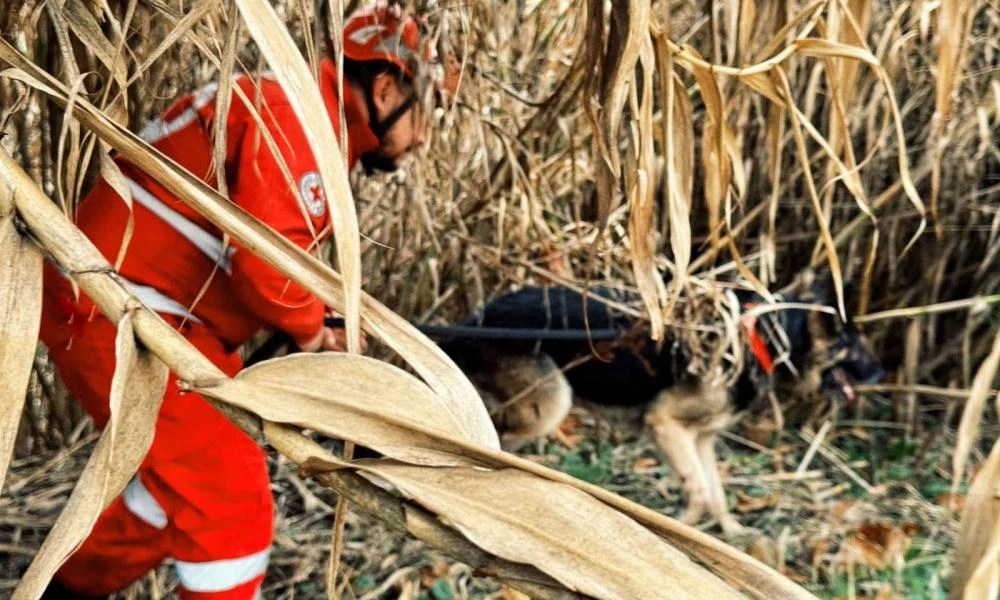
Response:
[360,91,418,174]
[368,92,417,139]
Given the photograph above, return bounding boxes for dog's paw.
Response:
[679,504,708,527]
[721,522,768,551]
[718,515,746,537]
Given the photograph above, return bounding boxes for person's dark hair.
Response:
[343,57,411,94]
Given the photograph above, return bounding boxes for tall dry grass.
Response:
[1,0,998,598]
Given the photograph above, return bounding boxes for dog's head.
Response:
[786,270,884,403]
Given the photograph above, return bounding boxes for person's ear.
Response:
[370,73,398,114]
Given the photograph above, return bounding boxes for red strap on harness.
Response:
[741,305,775,375]
[748,327,775,374]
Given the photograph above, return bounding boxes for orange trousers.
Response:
[39,275,274,598]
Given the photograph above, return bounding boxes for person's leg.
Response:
[151,328,274,599]
[43,493,170,597]
[148,407,273,600]
[41,279,275,599]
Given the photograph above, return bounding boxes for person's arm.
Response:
[225,102,330,348]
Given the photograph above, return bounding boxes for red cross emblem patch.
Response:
[298,171,326,217]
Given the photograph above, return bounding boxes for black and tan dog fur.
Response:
[438,275,882,534]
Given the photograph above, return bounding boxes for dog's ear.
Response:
[797,267,861,318]
[798,267,818,293]
[793,267,833,304]
[842,280,861,324]
[813,271,861,326]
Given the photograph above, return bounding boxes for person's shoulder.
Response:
[231,73,296,114]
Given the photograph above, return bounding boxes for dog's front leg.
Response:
[696,431,743,535]
[648,414,711,526]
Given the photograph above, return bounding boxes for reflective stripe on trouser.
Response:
[122,475,168,529]
[53,268,204,323]
[176,549,270,593]
[120,474,270,595]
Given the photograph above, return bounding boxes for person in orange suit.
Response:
[39,3,436,598]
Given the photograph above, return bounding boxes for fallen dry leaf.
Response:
[500,586,531,600]
[935,493,966,513]
[748,535,782,570]
[837,522,918,570]
[633,457,660,472]
[735,491,781,514]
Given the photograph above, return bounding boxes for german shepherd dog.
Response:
[436,275,883,533]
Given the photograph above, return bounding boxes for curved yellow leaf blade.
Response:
[952,438,1000,599]
[0,195,43,491]
[952,326,1000,495]
[369,465,743,600]
[197,353,499,464]
[14,312,168,599]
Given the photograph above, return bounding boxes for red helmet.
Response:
[343,2,423,80]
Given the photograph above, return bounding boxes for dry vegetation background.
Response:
[1,0,1000,598]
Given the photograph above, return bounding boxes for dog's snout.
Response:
[844,347,884,384]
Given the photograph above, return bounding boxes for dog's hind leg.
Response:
[645,402,711,526]
[696,431,743,535]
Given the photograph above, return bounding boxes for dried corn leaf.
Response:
[952,325,1000,495]
[751,0,826,63]
[221,353,811,598]
[931,0,971,233]
[46,13,84,215]
[738,71,785,105]
[56,0,129,94]
[651,20,694,310]
[213,3,240,198]
[196,352,498,463]
[368,465,742,600]
[663,72,694,269]
[14,312,168,600]
[793,38,879,65]
[795,37,926,250]
[691,60,729,246]
[762,83,785,284]
[0,189,43,492]
[932,0,969,133]
[129,1,220,81]
[737,0,757,61]
[821,1,872,232]
[591,0,649,230]
[773,67,846,319]
[951,437,1000,600]
[235,0,363,353]
[626,34,665,341]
